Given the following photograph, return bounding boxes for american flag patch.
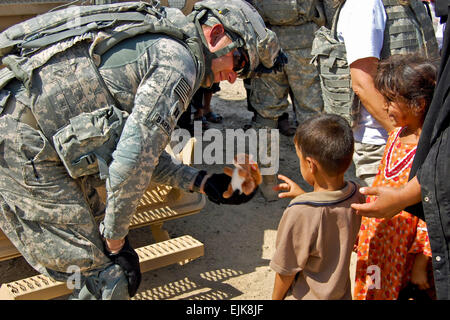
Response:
[174,77,191,106]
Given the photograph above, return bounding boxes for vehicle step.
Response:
[0,188,205,262]
[0,235,204,300]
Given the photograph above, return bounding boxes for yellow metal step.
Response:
[0,235,204,300]
[0,187,205,262]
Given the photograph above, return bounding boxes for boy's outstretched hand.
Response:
[273,174,305,199]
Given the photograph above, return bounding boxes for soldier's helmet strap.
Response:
[190,8,246,87]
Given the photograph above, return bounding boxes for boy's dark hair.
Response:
[294,114,354,176]
[375,53,437,119]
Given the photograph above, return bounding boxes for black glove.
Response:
[254,50,288,75]
[104,236,141,298]
[203,173,258,205]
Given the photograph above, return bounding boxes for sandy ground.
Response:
[0,79,358,300]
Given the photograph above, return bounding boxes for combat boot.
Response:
[277,113,296,136]
[259,174,279,202]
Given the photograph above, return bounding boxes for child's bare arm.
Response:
[411,253,430,290]
[272,272,296,300]
[274,174,305,199]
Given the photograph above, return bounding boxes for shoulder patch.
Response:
[174,77,191,106]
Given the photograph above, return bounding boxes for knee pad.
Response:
[77,264,129,300]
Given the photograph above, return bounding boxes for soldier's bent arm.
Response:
[99,36,198,240]
[152,150,199,190]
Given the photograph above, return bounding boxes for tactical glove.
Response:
[203,173,258,205]
[254,50,288,74]
[104,236,141,298]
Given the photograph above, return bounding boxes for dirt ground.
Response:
[0,79,358,300]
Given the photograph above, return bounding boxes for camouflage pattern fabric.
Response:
[98,33,198,240]
[311,19,356,126]
[0,33,199,284]
[0,80,112,281]
[28,42,116,141]
[249,23,324,123]
[191,0,283,80]
[353,142,386,187]
[322,0,338,28]
[251,0,319,26]
[251,113,278,173]
[0,0,283,294]
[76,264,129,300]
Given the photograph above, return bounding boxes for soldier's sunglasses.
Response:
[233,47,249,76]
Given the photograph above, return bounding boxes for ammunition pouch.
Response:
[258,0,325,27]
[52,105,128,179]
[310,3,358,126]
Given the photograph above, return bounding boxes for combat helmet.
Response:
[188,0,287,82]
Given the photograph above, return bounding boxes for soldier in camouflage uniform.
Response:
[0,0,285,299]
[248,0,326,123]
[243,0,330,201]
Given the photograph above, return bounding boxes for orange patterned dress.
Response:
[354,127,432,300]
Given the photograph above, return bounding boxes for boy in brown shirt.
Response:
[271,114,364,300]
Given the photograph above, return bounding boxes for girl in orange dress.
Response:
[353,54,437,300]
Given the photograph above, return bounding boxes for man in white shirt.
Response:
[336,0,394,186]
[313,0,438,186]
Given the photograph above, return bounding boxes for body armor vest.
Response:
[253,0,324,26]
[311,0,439,126]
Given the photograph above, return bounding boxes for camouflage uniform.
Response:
[98,34,200,239]
[0,0,284,298]
[322,0,338,28]
[0,32,199,292]
[243,0,327,201]
[248,0,326,125]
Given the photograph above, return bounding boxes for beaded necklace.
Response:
[384,127,417,180]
